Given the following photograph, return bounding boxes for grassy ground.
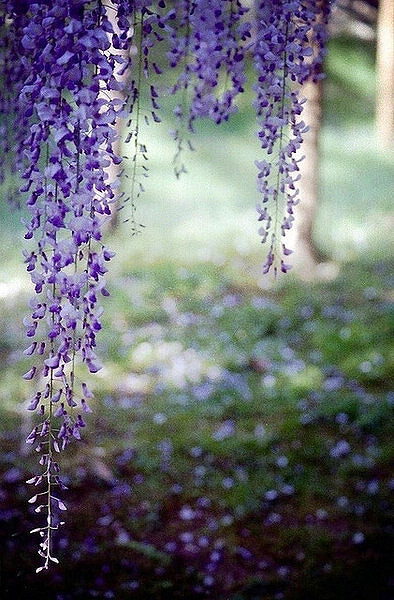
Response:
[0,34,393,600]
[1,260,393,599]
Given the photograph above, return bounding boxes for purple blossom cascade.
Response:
[3,0,127,571]
[0,0,332,571]
[253,0,330,275]
[164,0,251,176]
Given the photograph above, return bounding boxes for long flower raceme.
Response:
[253,0,330,276]
[0,0,332,571]
[119,1,168,230]
[7,0,127,571]
[162,0,251,175]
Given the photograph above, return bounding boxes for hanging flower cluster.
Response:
[0,0,332,571]
[253,0,330,274]
[164,0,252,176]
[4,0,128,571]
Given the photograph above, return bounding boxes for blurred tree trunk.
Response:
[376,0,394,149]
[290,76,324,278]
[288,3,329,280]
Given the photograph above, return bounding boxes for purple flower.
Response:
[253,0,330,274]
[0,0,332,571]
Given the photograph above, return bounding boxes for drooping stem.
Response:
[129,8,144,233]
[272,21,289,277]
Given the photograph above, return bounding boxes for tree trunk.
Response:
[376,0,394,149]
[289,76,324,278]
[288,1,329,280]
[286,1,341,281]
